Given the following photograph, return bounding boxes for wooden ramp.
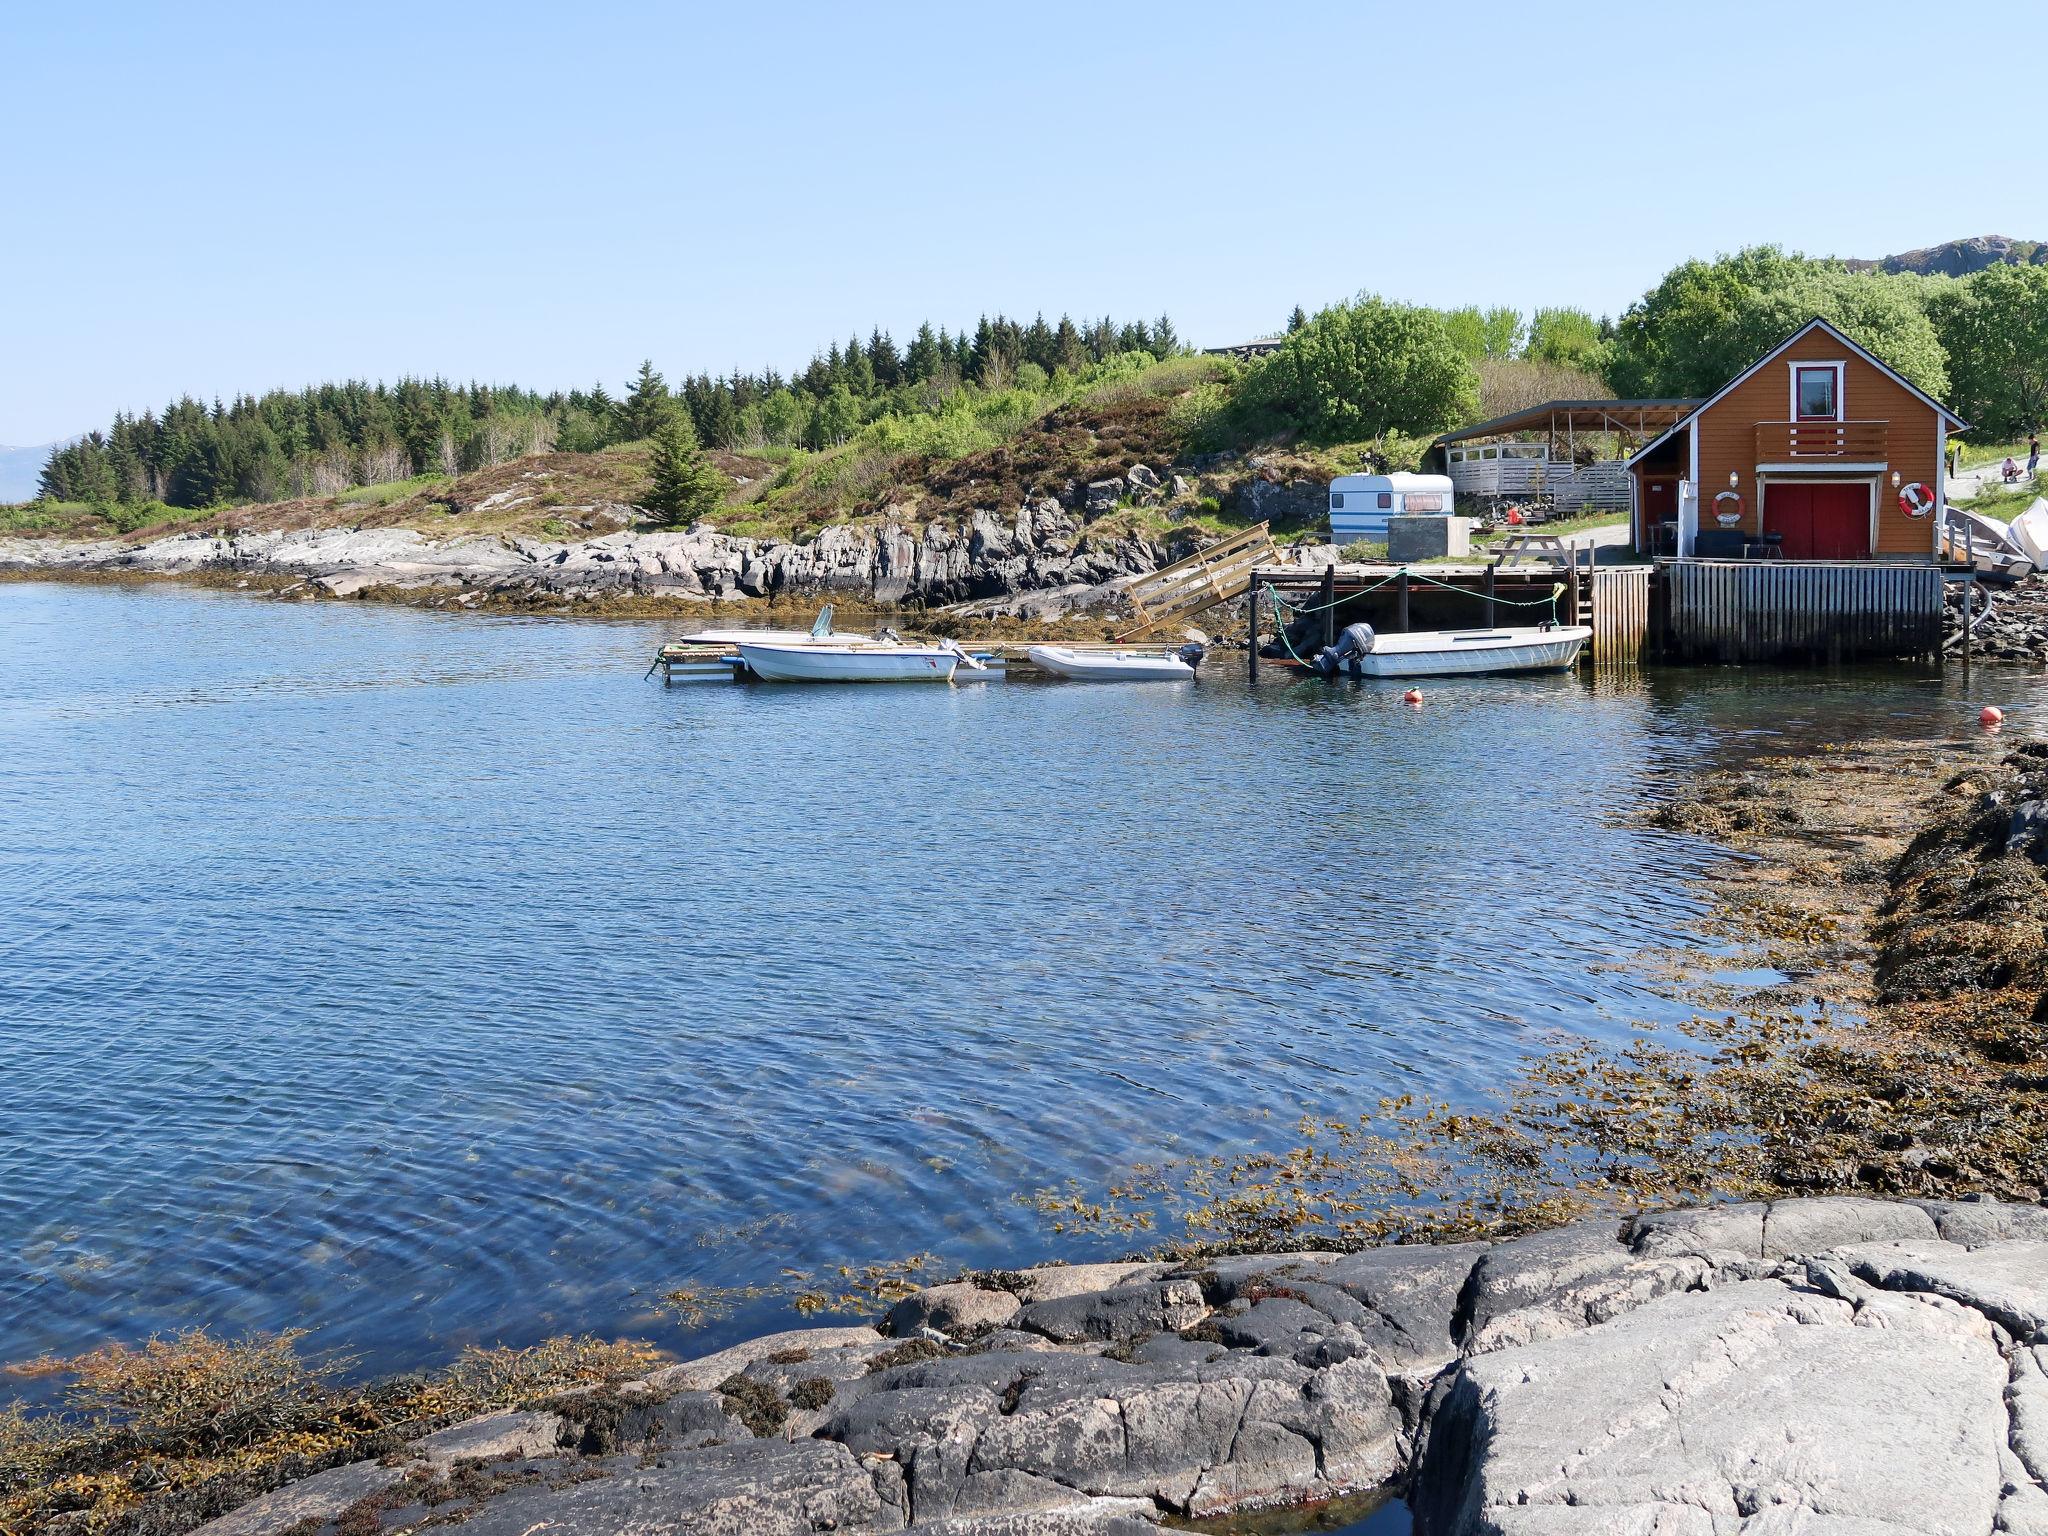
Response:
[1114,522,1275,639]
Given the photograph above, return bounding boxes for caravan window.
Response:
[1406,494,1444,512]
[1330,492,1343,509]
[1377,492,1393,509]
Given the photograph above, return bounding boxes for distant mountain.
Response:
[0,441,65,505]
[1846,235,2046,278]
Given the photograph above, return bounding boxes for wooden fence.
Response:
[1658,559,1943,664]
[1115,522,1275,639]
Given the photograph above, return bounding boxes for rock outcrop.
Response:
[178,1194,2048,1536]
[0,494,1285,616]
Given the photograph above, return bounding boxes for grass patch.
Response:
[1956,439,2038,470]
[1954,480,2043,521]
[336,474,448,509]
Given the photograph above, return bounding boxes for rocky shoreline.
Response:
[0,463,1334,621]
[175,1196,2048,1536]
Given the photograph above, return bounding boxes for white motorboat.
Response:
[2008,499,2048,568]
[1309,623,1590,679]
[1942,505,2035,581]
[678,603,879,649]
[735,638,978,683]
[1026,643,1203,681]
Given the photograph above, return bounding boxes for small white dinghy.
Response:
[1026,642,1204,681]
[2008,498,2048,568]
[1309,622,1590,679]
[735,637,981,683]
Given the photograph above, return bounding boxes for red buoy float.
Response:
[1900,482,1937,519]
[1402,688,1424,706]
[1982,705,2005,728]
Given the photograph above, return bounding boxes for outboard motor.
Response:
[1312,622,1376,679]
[1175,641,1207,675]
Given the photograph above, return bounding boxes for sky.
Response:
[2,0,2039,445]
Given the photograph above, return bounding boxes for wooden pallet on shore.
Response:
[1113,522,1274,640]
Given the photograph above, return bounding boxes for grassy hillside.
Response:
[2,356,1385,550]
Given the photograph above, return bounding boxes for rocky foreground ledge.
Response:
[192,1195,2048,1536]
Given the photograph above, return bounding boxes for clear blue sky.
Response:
[2,0,2036,444]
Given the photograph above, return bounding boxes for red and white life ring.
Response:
[1899,482,1936,518]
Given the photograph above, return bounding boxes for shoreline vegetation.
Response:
[9,723,2048,1536]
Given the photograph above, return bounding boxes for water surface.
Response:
[0,580,2028,1376]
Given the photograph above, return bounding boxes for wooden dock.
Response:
[1247,559,1650,669]
[1656,559,1944,664]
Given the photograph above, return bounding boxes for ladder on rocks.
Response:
[1114,522,1275,639]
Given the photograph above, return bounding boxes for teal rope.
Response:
[1262,572,1564,636]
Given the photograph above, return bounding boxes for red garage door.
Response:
[1764,483,1871,559]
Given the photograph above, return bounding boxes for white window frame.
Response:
[1789,360,1846,422]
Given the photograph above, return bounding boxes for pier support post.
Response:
[1485,565,1496,628]
[1248,581,1260,681]
[1399,571,1410,632]
[1568,555,1582,628]
[1319,564,1336,650]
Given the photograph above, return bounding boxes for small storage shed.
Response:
[1329,473,1454,544]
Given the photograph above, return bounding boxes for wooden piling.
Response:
[1319,564,1336,650]
[1398,571,1410,632]
[1485,565,1496,628]
[1247,580,1260,681]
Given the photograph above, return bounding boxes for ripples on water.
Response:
[0,580,2016,1378]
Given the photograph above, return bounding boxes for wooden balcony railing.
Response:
[1755,420,1888,462]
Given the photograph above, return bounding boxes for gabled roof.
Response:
[1626,317,1968,467]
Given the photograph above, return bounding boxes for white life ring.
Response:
[1899,482,1936,518]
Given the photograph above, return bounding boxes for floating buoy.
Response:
[1981,705,2005,728]
[1402,688,1424,706]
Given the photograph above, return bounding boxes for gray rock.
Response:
[1125,464,1160,490]
[412,1408,564,1466]
[1084,479,1124,514]
[1413,1278,2007,1536]
[1761,1195,1939,1257]
[187,1461,407,1536]
[1915,1195,2048,1248]
[886,1280,1021,1338]
[1015,1278,1206,1344]
[1459,1220,1711,1355]
[453,1439,890,1536]
[914,1500,1159,1535]
[1844,1238,2048,1340]
[1212,1297,1337,1355]
[1625,1201,1767,1262]
[647,1324,882,1392]
[1315,1242,1488,1372]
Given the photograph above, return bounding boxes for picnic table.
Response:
[1490,532,1572,568]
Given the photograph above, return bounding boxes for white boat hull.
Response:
[736,642,959,683]
[1344,626,1591,678]
[1026,646,1195,681]
[2008,499,2048,568]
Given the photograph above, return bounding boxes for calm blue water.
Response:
[0,580,2026,1381]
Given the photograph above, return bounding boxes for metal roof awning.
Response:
[1434,398,1704,446]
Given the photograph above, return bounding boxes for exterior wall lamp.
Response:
[1728,471,1740,489]
[1891,471,1902,489]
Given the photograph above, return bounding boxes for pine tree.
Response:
[1287,305,1309,333]
[1052,314,1085,372]
[700,384,740,449]
[1151,314,1179,358]
[644,408,727,526]
[867,328,901,390]
[618,360,672,442]
[905,322,941,382]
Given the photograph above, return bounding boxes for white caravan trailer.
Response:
[1329,473,1455,544]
